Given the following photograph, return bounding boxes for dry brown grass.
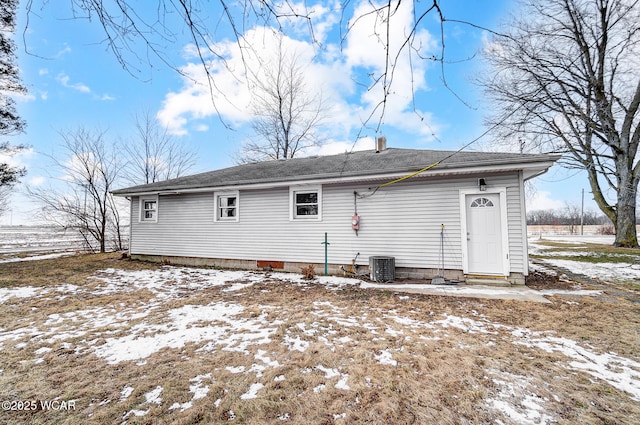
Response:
[0,253,639,424]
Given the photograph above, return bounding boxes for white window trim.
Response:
[289,185,322,221]
[139,195,159,223]
[214,191,240,222]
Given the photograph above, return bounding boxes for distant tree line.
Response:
[526,206,625,235]
[527,208,612,226]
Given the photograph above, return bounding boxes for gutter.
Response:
[112,158,560,197]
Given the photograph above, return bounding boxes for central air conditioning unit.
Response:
[369,256,395,282]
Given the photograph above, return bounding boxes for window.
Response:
[215,192,239,222]
[290,186,322,220]
[470,197,494,208]
[140,197,158,222]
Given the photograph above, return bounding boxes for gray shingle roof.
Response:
[112,148,559,195]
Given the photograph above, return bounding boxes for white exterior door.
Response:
[465,193,504,275]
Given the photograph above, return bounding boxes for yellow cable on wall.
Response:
[379,161,441,188]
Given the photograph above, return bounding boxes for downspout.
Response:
[518,171,529,276]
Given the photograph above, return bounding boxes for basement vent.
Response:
[369,256,395,282]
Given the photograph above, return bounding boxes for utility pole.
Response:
[580,188,584,236]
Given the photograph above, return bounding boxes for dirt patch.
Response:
[525,269,573,290]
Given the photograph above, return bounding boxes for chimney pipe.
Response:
[376,136,387,152]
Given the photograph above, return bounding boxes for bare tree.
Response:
[123,108,197,184]
[27,127,125,252]
[24,1,475,133]
[563,203,582,235]
[480,0,640,247]
[238,33,326,162]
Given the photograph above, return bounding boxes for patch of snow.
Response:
[255,349,281,368]
[316,365,340,379]
[240,383,264,400]
[124,408,149,418]
[226,366,245,374]
[514,333,640,401]
[385,327,403,337]
[144,386,163,404]
[542,259,640,283]
[533,235,615,245]
[223,282,255,292]
[120,385,134,402]
[170,374,211,411]
[432,314,501,334]
[335,374,350,390]
[313,384,326,393]
[266,272,363,290]
[91,267,266,299]
[93,302,276,364]
[487,372,555,425]
[283,335,309,352]
[374,350,397,366]
[0,252,76,264]
[190,374,212,400]
[0,286,40,304]
[34,346,51,355]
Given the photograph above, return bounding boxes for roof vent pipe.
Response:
[376,136,387,153]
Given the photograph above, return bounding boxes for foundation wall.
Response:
[131,254,525,285]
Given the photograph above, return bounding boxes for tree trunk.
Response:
[614,167,639,247]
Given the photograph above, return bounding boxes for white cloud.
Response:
[0,146,34,170]
[13,91,36,103]
[29,176,46,187]
[55,45,72,59]
[528,190,564,211]
[274,0,340,44]
[56,73,91,93]
[157,0,440,140]
[61,152,103,182]
[158,27,339,135]
[304,137,375,156]
[343,0,438,136]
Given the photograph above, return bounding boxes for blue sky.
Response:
[2,0,596,225]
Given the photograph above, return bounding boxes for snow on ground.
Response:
[1,263,639,422]
[542,259,640,283]
[1,233,639,422]
[0,225,97,255]
[529,235,640,283]
[0,251,77,263]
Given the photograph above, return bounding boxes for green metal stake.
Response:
[321,232,330,275]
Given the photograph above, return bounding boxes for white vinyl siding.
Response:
[129,173,527,274]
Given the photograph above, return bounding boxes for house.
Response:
[112,141,560,285]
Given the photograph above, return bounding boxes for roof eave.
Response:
[112,157,559,197]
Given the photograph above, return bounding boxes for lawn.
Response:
[529,236,640,290]
[0,248,639,424]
